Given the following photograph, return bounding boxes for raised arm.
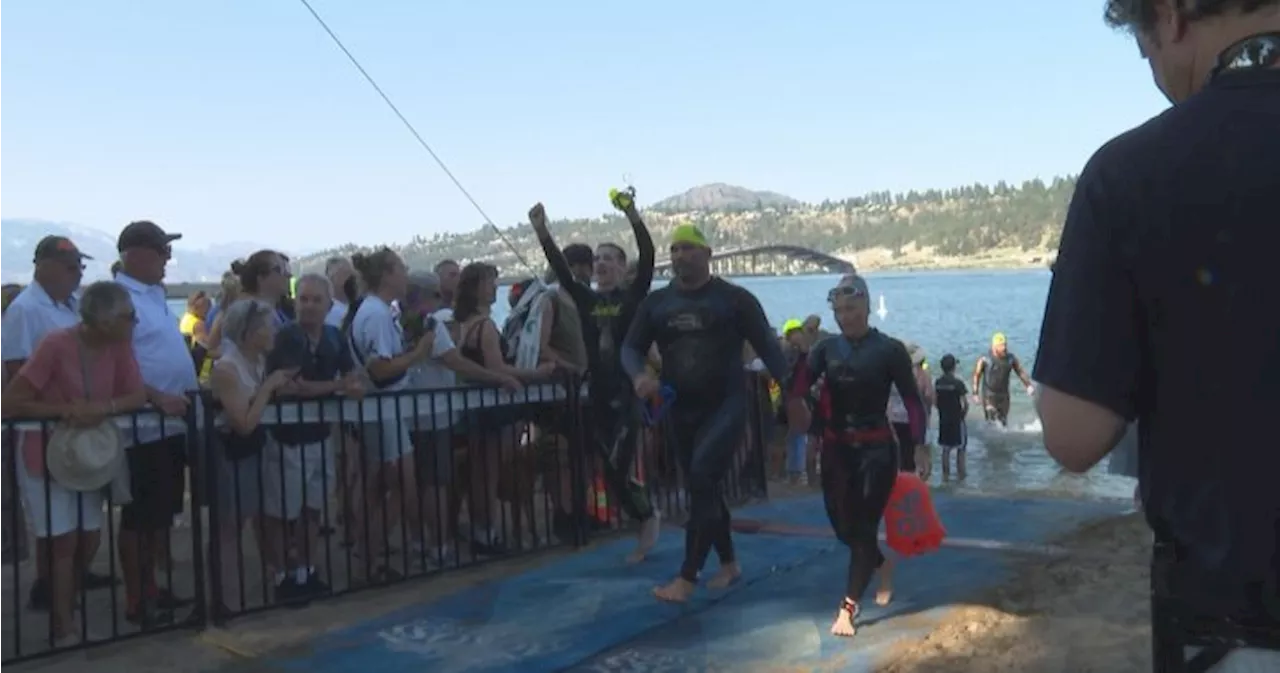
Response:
[790,338,829,399]
[528,202,593,307]
[615,190,655,302]
[734,288,789,382]
[889,341,926,446]
[621,293,658,380]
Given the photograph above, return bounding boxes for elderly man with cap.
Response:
[1,236,119,613]
[114,220,197,625]
[971,331,1033,428]
[622,222,789,602]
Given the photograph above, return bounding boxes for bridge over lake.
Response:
[163,245,851,299]
[653,244,854,279]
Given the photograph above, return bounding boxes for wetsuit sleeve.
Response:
[620,293,657,380]
[733,287,789,382]
[625,209,655,304]
[534,227,594,308]
[888,339,926,445]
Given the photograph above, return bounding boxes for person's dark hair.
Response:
[598,242,627,264]
[453,262,498,323]
[1105,0,1279,32]
[562,243,594,268]
[433,259,458,273]
[230,249,284,295]
[940,353,957,374]
[342,247,399,333]
[186,290,208,312]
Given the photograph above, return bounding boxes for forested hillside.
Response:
[294,176,1075,275]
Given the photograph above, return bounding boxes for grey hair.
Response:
[1104,0,1280,32]
[295,273,333,300]
[79,281,134,326]
[220,299,274,348]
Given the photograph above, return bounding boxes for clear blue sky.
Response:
[3,0,1168,250]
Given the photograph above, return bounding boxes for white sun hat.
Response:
[45,421,124,493]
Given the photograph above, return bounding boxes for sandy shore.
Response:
[877,511,1153,673]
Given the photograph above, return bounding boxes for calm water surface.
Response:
[169,269,1134,501]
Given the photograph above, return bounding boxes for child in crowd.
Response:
[933,354,969,479]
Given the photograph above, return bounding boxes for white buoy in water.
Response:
[876,294,888,321]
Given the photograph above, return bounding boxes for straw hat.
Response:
[45,421,124,493]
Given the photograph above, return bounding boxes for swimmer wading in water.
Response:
[791,275,926,638]
[621,224,788,602]
[528,190,662,562]
[972,331,1033,427]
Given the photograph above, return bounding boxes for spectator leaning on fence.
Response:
[1034,1,1280,668]
[263,273,363,601]
[345,247,434,580]
[0,236,118,613]
[2,281,147,645]
[208,299,297,610]
[114,220,197,626]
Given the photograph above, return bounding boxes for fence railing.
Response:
[2,374,771,663]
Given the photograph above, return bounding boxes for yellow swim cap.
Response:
[782,319,803,335]
[992,332,1007,346]
[670,223,709,248]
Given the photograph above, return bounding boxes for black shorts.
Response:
[937,419,967,449]
[120,434,187,532]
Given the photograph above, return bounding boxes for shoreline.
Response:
[875,511,1152,672]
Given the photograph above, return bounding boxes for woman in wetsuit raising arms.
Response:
[528,191,661,562]
[791,273,925,638]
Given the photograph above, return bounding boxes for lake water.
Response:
[168,269,1135,502]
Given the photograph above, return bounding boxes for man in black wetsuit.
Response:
[621,223,788,603]
[971,332,1033,426]
[529,191,661,563]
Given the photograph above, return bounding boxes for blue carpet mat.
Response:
[265,494,1126,673]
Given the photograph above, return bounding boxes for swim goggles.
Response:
[827,285,868,303]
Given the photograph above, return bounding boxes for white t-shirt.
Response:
[349,295,409,392]
[118,274,200,443]
[1,283,81,365]
[887,384,909,424]
[325,300,348,328]
[406,309,458,390]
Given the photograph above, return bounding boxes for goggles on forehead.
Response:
[827,285,867,303]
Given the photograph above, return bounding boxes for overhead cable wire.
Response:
[296,0,533,270]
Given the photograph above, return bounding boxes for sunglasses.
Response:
[827,286,867,302]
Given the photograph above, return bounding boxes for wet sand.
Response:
[877,511,1153,673]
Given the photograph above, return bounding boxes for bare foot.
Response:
[706,562,741,589]
[875,557,895,606]
[830,600,858,637]
[653,577,696,603]
[626,511,662,564]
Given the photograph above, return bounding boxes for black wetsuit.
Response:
[536,215,656,523]
[979,351,1022,426]
[793,329,924,605]
[621,277,787,583]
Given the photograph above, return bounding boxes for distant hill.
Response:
[0,219,310,284]
[290,176,1076,277]
[649,183,801,213]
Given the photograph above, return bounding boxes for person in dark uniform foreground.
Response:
[621,224,788,603]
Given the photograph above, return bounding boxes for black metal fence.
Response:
[2,375,771,663]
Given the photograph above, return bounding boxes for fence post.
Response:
[566,373,591,547]
[199,391,227,626]
[183,396,209,628]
